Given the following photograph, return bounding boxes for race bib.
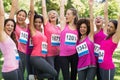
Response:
[98,50,104,63]
[41,42,48,54]
[19,31,28,44]
[76,42,89,57]
[14,48,20,60]
[51,34,60,46]
[94,43,100,56]
[29,38,33,48]
[65,33,77,45]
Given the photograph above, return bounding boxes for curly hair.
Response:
[76,18,90,39]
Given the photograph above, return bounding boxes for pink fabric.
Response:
[15,24,28,53]
[94,29,107,45]
[77,36,96,69]
[0,36,19,72]
[60,25,78,56]
[94,29,107,58]
[31,31,47,57]
[26,25,33,55]
[99,37,117,70]
[44,22,61,56]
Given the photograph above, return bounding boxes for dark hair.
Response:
[34,14,44,23]
[16,9,27,17]
[67,8,78,25]
[76,18,90,39]
[4,19,16,31]
[28,10,37,16]
[106,20,118,39]
[4,19,18,46]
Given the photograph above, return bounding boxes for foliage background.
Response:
[3,0,120,19]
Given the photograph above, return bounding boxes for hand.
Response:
[29,74,35,80]
[89,0,93,5]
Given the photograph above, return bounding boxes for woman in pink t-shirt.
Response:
[15,8,28,77]
[29,0,57,79]
[42,0,61,80]
[0,0,23,80]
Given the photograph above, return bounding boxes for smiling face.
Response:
[34,18,43,31]
[95,16,104,28]
[79,23,87,36]
[4,20,15,36]
[48,10,58,22]
[16,10,27,25]
[107,22,116,35]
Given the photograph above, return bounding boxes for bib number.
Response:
[94,43,100,56]
[76,42,89,57]
[19,31,28,44]
[51,34,60,46]
[14,48,20,60]
[98,50,104,63]
[65,33,77,45]
[29,38,33,48]
[41,42,48,54]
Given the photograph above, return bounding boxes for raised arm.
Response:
[103,0,108,33]
[29,0,36,36]
[42,0,48,25]
[60,0,66,31]
[9,0,18,19]
[0,0,4,33]
[88,0,94,40]
[113,15,120,43]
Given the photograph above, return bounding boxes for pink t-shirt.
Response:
[76,36,96,70]
[60,25,78,56]
[15,24,28,53]
[94,29,107,57]
[0,36,19,72]
[44,22,61,56]
[31,31,47,57]
[98,37,117,70]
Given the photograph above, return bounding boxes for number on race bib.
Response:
[76,42,89,57]
[98,50,104,63]
[51,34,60,46]
[65,33,77,45]
[41,42,48,54]
[94,43,100,56]
[19,31,28,44]
[29,38,33,48]
[14,48,20,60]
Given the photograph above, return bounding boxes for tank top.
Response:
[60,25,78,56]
[0,35,19,72]
[15,24,28,53]
[44,22,61,56]
[76,36,96,71]
[31,31,47,57]
[98,37,117,70]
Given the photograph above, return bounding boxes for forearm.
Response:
[89,1,94,35]
[0,0,5,31]
[9,0,18,19]
[60,0,65,30]
[104,0,108,28]
[42,0,48,24]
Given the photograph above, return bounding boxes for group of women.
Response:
[0,0,120,80]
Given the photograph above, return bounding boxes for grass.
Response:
[0,49,120,80]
